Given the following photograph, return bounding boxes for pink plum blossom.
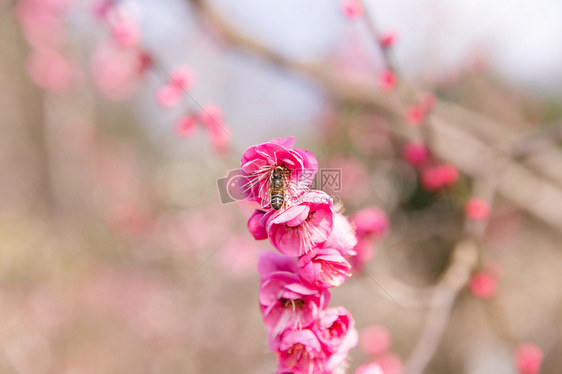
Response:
[259,271,330,336]
[297,247,352,289]
[266,191,334,257]
[313,307,358,356]
[239,137,318,208]
[272,329,329,374]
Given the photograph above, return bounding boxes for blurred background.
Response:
[1,0,562,373]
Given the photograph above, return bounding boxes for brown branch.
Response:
[404,238,478,374]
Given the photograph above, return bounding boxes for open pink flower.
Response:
[259,271,330,336]
[272,329,329,374]
[313,307,358,356]
[319,212,358,256]
[266,191,334,257]
[258,251,329,335]
[240,137,318,208]
[298,247,352,289]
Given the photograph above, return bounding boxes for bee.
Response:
[270,166,289,210]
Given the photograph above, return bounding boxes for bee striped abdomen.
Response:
[270,167,287,210]
[271,191,284,210]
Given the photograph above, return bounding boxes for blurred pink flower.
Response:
[352,238,376,270]
[297,247,352,289]
[170,66,195,90]
[360,325,391,356]
[175,115,197,137]
[93,0,112,20]
[206,117,231,156]
[198,104,224,127]
[374,352,404,374]
[405,105,425,126]
[16,0,65,48]
[402,142,430,167]
[355,363,385,374]
[155,83,182,108]
[379,32,397,48]
[240,137,318,208]
[91,41,145,100]
[380,70,396,91]
[342,0,363,19]
[112,19,140,46]
[465,197,491,221]
[266,191,334,257]
[352,207,389,239]
[197,104,231,156]
[516,343,544,374]
[421,164,459,192]
[469,271,497,299]
[27,48,76,93]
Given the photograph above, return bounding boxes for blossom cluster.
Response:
[241,137,359,373]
